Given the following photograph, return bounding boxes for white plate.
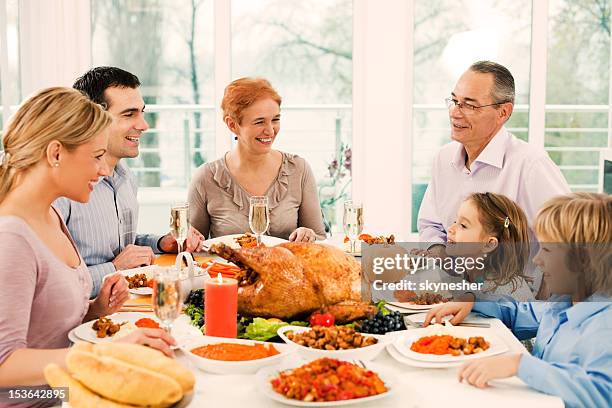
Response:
[180,335,294,375]
[129,287,153,296]
[385,342,461,368]
[393,325,508,363]
[202,234,288,250]
[120,265,156,296]
[386,301,446,312]
[73,312,156,343]
[277,326,388,361]
[256,359,395,407]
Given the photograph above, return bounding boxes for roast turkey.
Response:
[210,242,376,322]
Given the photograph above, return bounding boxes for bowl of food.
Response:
[257,357,395,406]
[277,325,388,361]
[180,336,294,375]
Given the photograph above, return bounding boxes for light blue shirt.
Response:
[54,162,162,297]
[473,294,612,408]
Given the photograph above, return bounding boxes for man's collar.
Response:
[104,160,128,185]
[564,294,611,328]
[451,127,509,170]
[113,161,128,178]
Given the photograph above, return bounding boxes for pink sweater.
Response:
[0,213,91,406]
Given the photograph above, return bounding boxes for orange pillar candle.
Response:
[204,273,238,338]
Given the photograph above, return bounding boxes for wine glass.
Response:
[249,196,270,246]
[152,266,182,334]
[343,201,363,253]
[170,202,190,253]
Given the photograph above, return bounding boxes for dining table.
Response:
[66,252,564,408]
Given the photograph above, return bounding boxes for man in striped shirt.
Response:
[54,67,203,297]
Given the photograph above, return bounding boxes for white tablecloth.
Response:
[175,316,563,408]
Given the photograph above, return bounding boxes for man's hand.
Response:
[112,244,155,270]
[158,227,204,253]
[423,297,475,326]
[458,354,522,388]
[89,272,129,317]
[114,328,177,357]
[289,227,317,242]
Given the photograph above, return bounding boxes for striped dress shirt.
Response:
[54,161,162,298]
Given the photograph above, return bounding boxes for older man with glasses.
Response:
[417,61,569,264]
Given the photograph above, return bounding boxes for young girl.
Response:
[446,192,534,301]
[425,192,612,408]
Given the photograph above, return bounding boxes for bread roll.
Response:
[43,364,134,408]
[93,342,195,393]
[72,342,93,353]
[66,350,182,407]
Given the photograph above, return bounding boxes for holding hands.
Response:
[90,273,177,357]
[89,272,129,317]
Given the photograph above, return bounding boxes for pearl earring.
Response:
[54,163,59,167]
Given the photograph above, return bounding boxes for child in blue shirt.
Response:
[424,192,611,408]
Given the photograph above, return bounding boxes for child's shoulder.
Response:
[576,302,612,333]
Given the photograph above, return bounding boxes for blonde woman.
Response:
[425,193,611,408]
[0,88,174,397]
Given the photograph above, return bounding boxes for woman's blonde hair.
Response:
[535,192,612,298]
[468,192,530,292]
[0,87,112,203]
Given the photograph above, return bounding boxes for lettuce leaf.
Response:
[240,318,309,341]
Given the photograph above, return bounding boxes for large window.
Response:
[411,0,532,231]
[0,0,20,136]
[545,0,610,191]
[91,0,215,188]
[232,0,353,228]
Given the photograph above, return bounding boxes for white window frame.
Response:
[8,0,612,234]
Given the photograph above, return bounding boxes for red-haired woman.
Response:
[188,77,326,242]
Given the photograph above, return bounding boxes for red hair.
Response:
[221,77,282,124]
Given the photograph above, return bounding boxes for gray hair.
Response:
[469,61,515,104]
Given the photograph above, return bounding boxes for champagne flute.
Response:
[249,196,270,246]
[153,266,182,334]
[170,202,190,253]
[343,201,363,253]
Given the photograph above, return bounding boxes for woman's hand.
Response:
[458,354,522,388]
[89,272,129,318]
[289,227,317,242]
[114,328,177,357]
[423,297,475,326]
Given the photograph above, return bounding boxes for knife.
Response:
[403,315,490,329]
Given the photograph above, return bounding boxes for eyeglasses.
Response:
[444,97,507,114]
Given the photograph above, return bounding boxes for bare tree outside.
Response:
[92,0,164,187]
